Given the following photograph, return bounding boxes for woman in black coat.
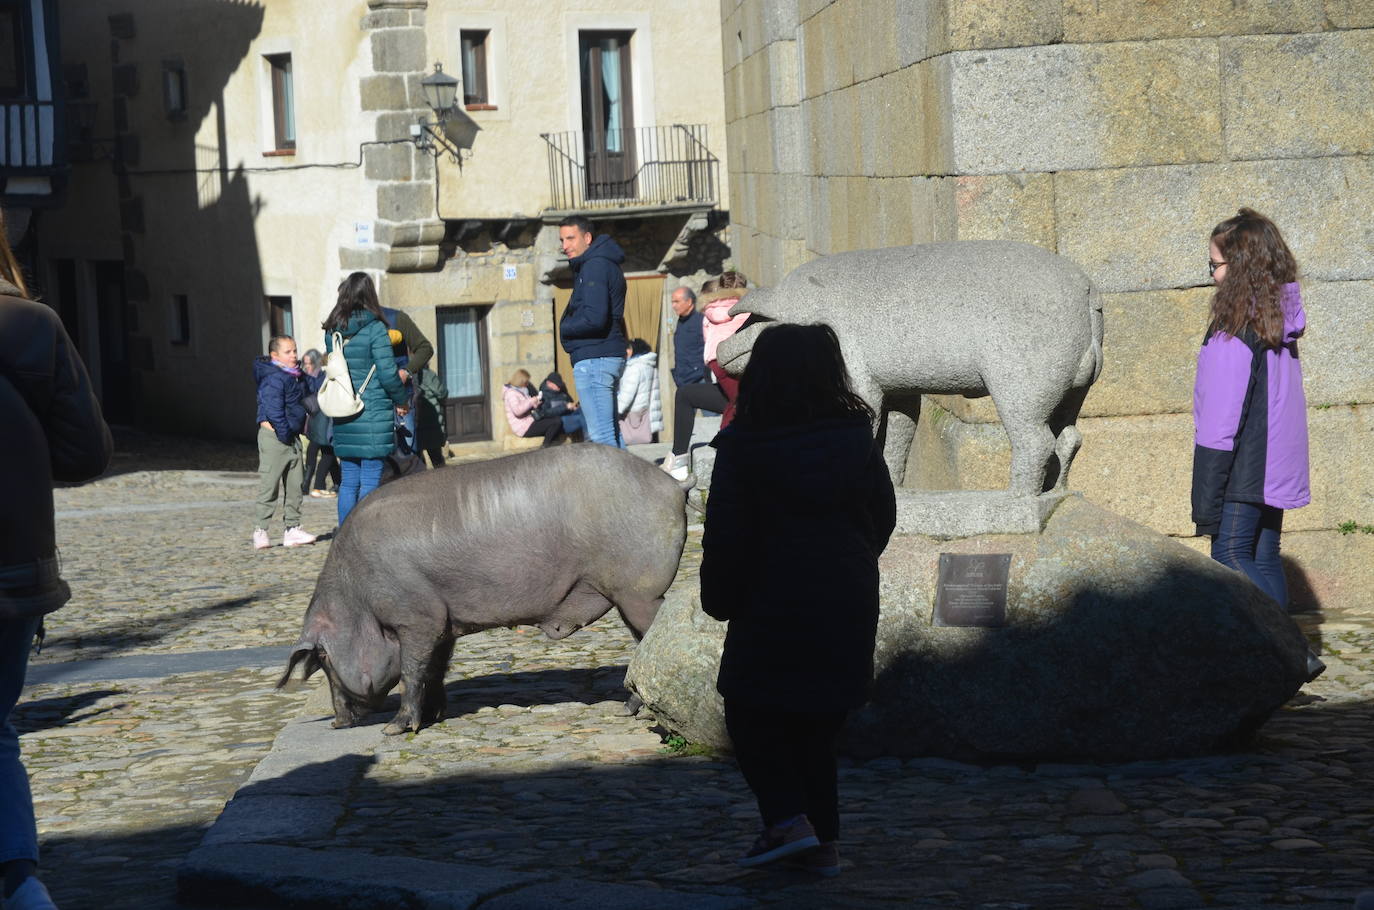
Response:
[701,322,896,877]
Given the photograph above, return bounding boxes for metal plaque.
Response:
[933,553,1012,628]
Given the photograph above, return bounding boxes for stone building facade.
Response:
[30,0,731,451]
[722,0,1374,608]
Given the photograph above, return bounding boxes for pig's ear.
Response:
[276,642,323,689]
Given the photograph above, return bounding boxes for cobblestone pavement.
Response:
[13,431,1374,909]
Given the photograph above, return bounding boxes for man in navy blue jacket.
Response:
[670,285,706,388]
[558,215,628,447]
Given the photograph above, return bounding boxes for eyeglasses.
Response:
[1208,259,1227,277]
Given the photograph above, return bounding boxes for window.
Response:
[267,295,293,338]
[162,61,187,119]
[0,1,27,99]
[266,54,295,151]
[460,30,490,108]
[170,295,190,345]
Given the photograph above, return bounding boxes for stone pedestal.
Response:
[626,496,1312,761]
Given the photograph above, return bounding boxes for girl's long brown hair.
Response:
[1209,207,1298,348]
[0,208,32,299]
[323,271,385,333]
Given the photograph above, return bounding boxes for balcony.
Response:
[541,123,718,216]
[1,100,63,172]
[0,100,65,203]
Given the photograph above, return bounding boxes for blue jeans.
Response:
[396,379,418,455]
[560,411,586,436]
[572,356,625,448]
[1,617,41,868]
[338,457,385,525]
[1211,501,1287,609]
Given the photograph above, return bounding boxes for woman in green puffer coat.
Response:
[322,272,409,524]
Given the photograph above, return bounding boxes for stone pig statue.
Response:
[277,445,687,735]
[716,241,1104,494]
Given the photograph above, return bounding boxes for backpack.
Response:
[317,331,377,419]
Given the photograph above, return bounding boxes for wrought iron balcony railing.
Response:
[541,123,718,213]
[0,100,64,174]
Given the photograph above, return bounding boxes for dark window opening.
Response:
[267,53,295,151]
[171,295,190,345]
[267,295,293,339]
[0,1,28,99]
[163,61,187,119]
[460,30,489,107]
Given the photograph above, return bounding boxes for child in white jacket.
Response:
[616,339,662,444]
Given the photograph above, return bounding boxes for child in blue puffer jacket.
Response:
[252,335,316,550]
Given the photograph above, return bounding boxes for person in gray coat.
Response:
[1,208,112,910]
[322,272,409,524]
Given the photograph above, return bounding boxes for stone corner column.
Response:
[340,0,444,276]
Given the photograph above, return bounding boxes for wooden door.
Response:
[436,305,491,442]
[579,30,636,201]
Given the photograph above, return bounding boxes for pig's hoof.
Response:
[331,718,353,729]
[382,721,410,736]
[622,693,644,716]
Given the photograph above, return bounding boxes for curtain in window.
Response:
[600,37,622,153]
[441,311,482,397]
[280,62,295,143]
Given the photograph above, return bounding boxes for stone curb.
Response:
[177,691,756,910]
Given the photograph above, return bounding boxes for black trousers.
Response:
[524,416,566,447]
[303,442,339,493]
[724,700,848,843]
[672,382,729,455]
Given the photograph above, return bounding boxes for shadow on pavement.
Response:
[36,595,263,664]
[11,688,126,733]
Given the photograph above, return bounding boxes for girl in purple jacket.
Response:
[1192,208,1309,611]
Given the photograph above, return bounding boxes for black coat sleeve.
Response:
[700,444,750,622]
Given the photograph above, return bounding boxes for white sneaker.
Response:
[251,528,270,550]
[6,877,58,910]
[661,454,690,480]
[282,527,317,547]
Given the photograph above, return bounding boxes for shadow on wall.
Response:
[45,0,269,440]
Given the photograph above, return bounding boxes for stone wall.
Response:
[722,0,1374,608]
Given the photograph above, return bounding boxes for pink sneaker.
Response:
[252,528,270,550]
[282,527,317,547]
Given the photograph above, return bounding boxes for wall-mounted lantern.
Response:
[412,63,477,163]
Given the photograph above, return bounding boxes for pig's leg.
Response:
[1046,386,1089,491]
[1001,415,1055,496]
[384,628,450,735]
[880,395,921,487]
[420,635,456,727]
[616,597,663,641]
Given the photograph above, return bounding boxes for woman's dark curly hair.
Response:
[1209,207,1298,349]
[323,271,386,333]
[733,322,874,430]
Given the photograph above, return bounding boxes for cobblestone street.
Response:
[14,432,1374,909]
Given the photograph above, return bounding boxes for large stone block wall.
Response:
[722,0,1374,594]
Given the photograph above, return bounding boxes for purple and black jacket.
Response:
[1191,282,1310,535]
